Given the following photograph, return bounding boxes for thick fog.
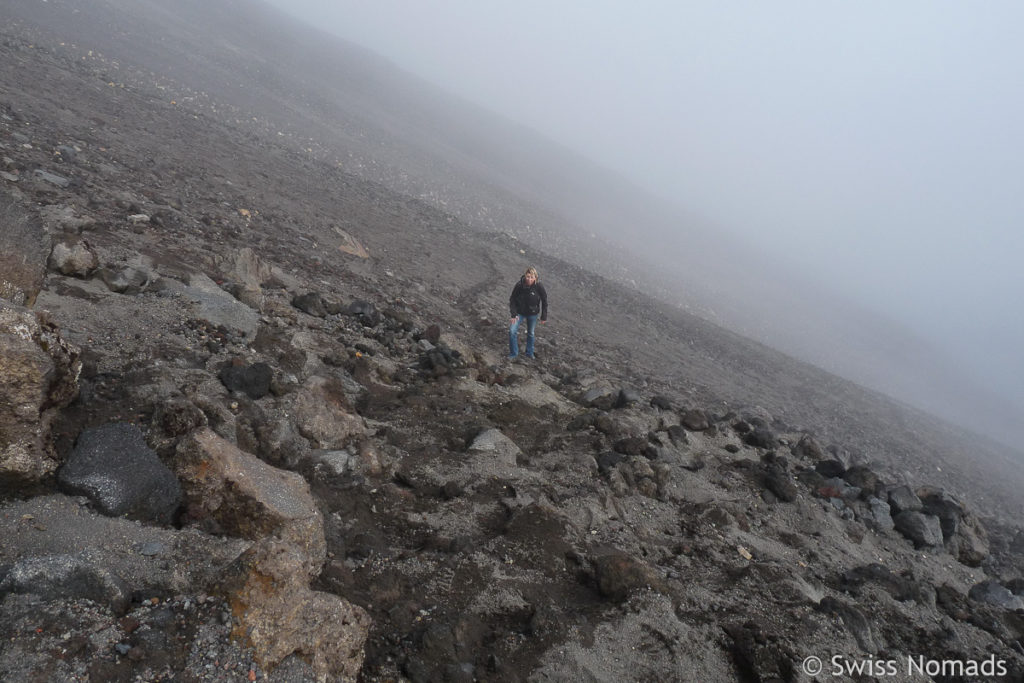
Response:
[265,0,1024,438]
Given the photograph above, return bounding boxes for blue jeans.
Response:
[509,314,538,357]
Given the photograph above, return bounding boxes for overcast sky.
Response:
[265,0,1023,407]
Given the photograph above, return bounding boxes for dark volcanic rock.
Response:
[219,361,273,399]
[743,426,776,449]
[581,385,618,411]
[292,291,328,317]
[347,300,381,327]
[679,408,710,431]
[917,487,963,540]
[842,465,880,497]
[791,434,825,461]
[592,413,617,435]
[57,423,182,524]
[595,451,626,473]
[887,485,923,514]
[56,145,78,162]
[913,490,990,567]
[153,399,208,438]
[969,581,1024,610]
[423,323,441,344]
[724,622,795,683]
[566,412,597,431]
[323,298,346,316]
[817,596,879,653]
[418,343,463,376]
[731,420,751,434]
[666,424,689,447]
[650,395,672,410]
[763,464,798,503]
[893,511,944,548]
[591,550,665,602]
[820,477,861,503]
[864,496,896,532]
[814,459,846,478]
[614,387,642,408]
[612,436,648,456]
[841,563,919,603]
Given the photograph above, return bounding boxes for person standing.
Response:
[508,266,547,359]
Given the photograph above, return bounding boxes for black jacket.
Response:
[509,278,548,320]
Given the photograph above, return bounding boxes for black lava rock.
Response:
[292,291,328,317]
[347,300,381,327]
[219,362,273,399]
[57,423,181,524]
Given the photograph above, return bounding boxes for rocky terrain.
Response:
[3,1,1024,681]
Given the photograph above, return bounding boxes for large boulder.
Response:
[175,428,325,571]
[949,516,989,567]
[292,376,367,450]
[743,426,777,449]
[220,246,274,292]
[917,487,989,567]
[224,537,372,681]
[763,464,798,503]
[57,423,182,524]
[292,291,328,318]
[679,408,710,431]
[893,511,944,548]
[0,303,81,486]
[183,273,259,340]
[175,428,370,680]
[916,487,962,539]
[864,497,896,532]
[47,238,98,277]
[219,361,273,399]
[887,485,923,514]
[968,581,1024,611]
[0,192,48,306]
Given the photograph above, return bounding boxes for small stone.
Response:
[33,169,71,187]
[138,542,165,557]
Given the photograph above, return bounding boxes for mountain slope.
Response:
[11,0,1019,451]
[2,0,1024,680]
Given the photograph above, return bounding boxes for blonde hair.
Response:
[524,267,538,279]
